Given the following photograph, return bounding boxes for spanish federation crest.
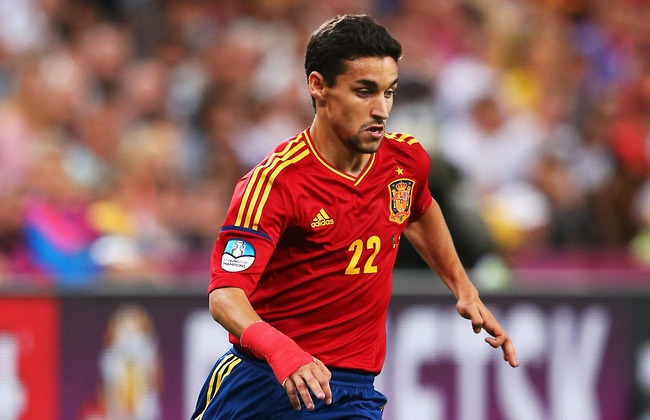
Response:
[388,178,415,224]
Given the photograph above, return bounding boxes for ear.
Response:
[308,71,327,102]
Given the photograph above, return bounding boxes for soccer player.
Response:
[192,14,518,420]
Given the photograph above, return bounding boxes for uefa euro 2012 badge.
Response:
[221,239,256,272]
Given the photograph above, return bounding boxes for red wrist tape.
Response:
[240,321,314,384]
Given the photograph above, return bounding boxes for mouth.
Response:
[366,124,385,139]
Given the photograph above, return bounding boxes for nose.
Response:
[371,96,389,121]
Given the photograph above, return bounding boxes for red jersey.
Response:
[209,128,433,374]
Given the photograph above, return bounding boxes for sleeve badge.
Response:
[221,239,256,272]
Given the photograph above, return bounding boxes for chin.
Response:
[349,132,384,154]
[356,141,382,154]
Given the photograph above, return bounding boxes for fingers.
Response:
[457,301,483,333]
[470,304,520,368]
[296,376,316,410]
[502,339,519,367]
[486,336,519,367]
[482,315,520,368]
[284,360,332,411]
[471,316,483,334]
[283,379,303,411]
[313,358,333,404]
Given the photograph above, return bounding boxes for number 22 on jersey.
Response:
[345,235,381,275]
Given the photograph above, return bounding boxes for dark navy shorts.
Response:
[192,347,387,419]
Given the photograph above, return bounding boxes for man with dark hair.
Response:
[192,14,518,419]
[304,14,402,103]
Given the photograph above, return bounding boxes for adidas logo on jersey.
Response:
[311,208,335,228]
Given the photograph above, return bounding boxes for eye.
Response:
[357,89,371,97]
[384,89,396,99]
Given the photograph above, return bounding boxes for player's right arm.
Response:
[208,286,333,410]
[208,140,332,410]
[208,286,261,338]
[207,152,332,410]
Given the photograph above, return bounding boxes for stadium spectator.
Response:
[0,0,650,285]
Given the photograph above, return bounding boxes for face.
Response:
[312,56,398,154]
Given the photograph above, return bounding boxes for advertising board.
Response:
[0,288,647,419]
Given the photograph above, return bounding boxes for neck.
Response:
[309,120,371,177]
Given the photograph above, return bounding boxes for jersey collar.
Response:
[303,128,376,187]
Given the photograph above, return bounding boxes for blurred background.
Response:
[1,0,650,419]
[3,0,650,287]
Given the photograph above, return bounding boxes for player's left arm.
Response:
[403,199,519,368]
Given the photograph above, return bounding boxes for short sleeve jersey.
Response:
[209,128,433,374]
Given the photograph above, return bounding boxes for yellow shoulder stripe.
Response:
[385,132,419,145]
[235,134,310,229]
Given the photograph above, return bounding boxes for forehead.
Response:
[338,56,398,87]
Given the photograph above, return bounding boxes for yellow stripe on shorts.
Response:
[194,354,242,420]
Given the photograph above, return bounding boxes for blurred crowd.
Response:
[1,0,650,287]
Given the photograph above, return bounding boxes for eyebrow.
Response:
[355,78,399,90]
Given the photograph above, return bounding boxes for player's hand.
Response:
[283,357,332,411]
[456,294,519,368]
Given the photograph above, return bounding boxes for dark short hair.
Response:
[304,14,402,87]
